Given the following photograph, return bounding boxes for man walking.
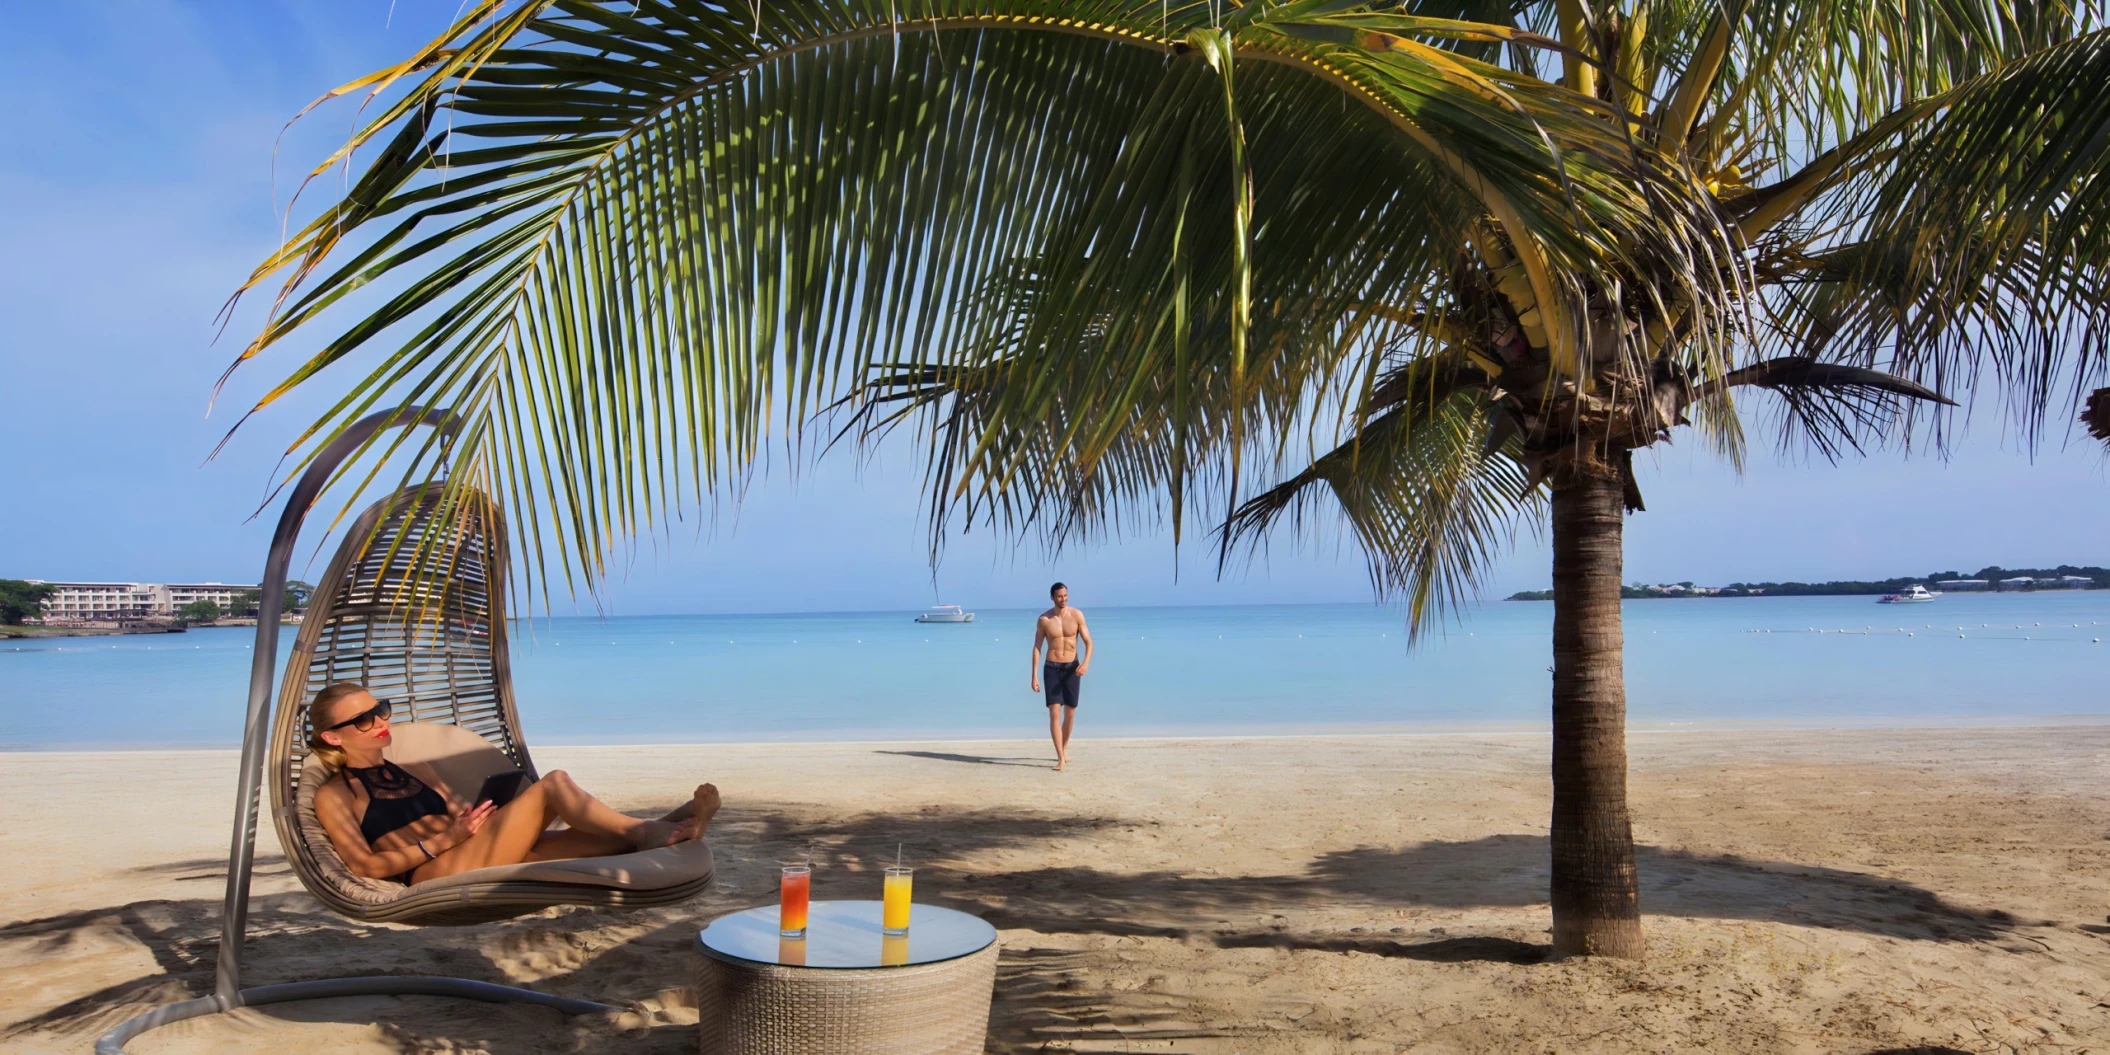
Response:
[1030,582,1093,771]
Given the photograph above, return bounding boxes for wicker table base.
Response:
[694,940,998,1054]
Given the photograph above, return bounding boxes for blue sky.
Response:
[2,1,2105,617]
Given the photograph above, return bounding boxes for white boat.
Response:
[1876,585,1939,604]
[914,604,976,623]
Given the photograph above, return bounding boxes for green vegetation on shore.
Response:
[1508,566,2110,600]
[0,580,57,624]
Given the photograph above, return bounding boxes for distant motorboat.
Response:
[915,604,976,623]
[1877,585,1939,604]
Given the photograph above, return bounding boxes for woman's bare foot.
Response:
[672,783,720,842]
[632,819,685,849]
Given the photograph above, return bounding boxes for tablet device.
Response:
[475,769,529,809]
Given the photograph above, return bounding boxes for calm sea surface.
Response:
[3,595,2106,750]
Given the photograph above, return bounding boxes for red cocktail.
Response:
[779,865,810,937]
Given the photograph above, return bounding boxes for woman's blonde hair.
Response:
[304,682,374,771]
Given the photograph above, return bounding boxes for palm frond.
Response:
[839,262,1456,562]
[1668,0,2088,173]
[1741,29,2110,441]
[221,0,1741,606]
[1213,352,1534,641]
[1718,359,1956,405]
[1698,356,1957,460]
[2081,387,2110,448]
[222,0,2110,628]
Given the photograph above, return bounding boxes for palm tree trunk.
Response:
[1548,469,1645,958]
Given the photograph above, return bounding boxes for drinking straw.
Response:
[896,843,903,868]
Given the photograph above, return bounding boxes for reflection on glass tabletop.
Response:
[698,900,997,969]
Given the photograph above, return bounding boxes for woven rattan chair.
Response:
[269,481,713,926]
[101,408,712,1052]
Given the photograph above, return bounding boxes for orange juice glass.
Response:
[779,865,810,937]
[882,866,913,934]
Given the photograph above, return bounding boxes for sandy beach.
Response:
[5,725,2109,1053]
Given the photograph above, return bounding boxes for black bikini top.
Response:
[342,761,450,846]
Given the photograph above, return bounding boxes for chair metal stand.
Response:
[98,408,616,1054]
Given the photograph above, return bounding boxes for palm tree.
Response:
[223,0,2108,959]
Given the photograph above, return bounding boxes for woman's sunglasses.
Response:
[324,698,393,733]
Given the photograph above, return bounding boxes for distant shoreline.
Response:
[1509,565,2109,600]
[0,624,187,639]
[1508,586,2109,600]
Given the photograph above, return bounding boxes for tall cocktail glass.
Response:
[779,865,810,937]
[882,866,913,934]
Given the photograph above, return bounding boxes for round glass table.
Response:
[699,900,995,969]
[693,901,1000,1054]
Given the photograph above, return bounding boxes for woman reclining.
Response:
[306,682,719,884]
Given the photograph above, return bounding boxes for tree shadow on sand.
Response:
[0,885,717,1051]
[927,832,2014,950]
[874,749,1051,768]
[989,945,1252,1050]
[0,890,424,1040]
[490,805,2029,1050]
[125,853,296,884]
[1215,932,1549,963]
[3,801,2022,1051]
[0,801,1121,1047]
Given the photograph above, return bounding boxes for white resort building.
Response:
[30,581,256,622]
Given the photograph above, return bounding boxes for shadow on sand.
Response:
[1216,932,1548,963]
[3,800,2021,1052]
[874,749,1050,769]
[930,832,2014,949]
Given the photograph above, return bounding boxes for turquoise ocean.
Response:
[3,594,2106,751]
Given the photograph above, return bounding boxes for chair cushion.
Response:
[294,722,712,908]
[412,836,715,894]
[383,721,518,810]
